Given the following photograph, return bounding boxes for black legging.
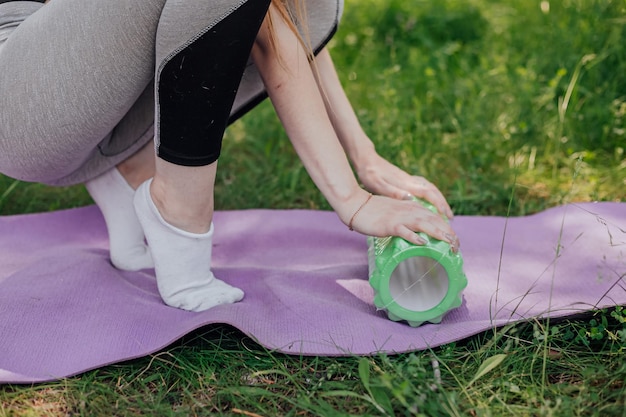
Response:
[157,0,270,166]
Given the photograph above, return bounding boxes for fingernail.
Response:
[403,193,414,201]
[414,235,427,245]
[445,233,460,252]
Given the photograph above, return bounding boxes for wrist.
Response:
[343,134,376,170]
[347,192,373,231]
[332,186,373,226]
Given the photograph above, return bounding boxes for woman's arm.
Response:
[309,48,374,172]
[311,48,454,219]
[251,6,457,247]
[252,8,365,225]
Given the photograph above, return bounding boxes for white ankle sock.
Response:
[133,179,244,312]
[85,168,154,271]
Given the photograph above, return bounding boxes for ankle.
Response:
[148,179,214,234]
[116,142,156,189]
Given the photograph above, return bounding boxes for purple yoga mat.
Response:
[0,203,624,384]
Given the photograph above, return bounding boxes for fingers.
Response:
[390,202,460,252]
[355,155,454,219]
[353,196,460,252]
[406,203,459,251]
[395,225,428,246]
[404,176,455,220]
[372,173,454,220]
[378,181,417,202]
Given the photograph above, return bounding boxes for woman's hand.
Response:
[356,152,454,220]
[346,191,459,251]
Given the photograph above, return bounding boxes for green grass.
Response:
[2,0,625,415]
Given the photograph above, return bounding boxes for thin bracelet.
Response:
[348,193,373,231]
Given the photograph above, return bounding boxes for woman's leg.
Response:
[0,0,266,311]
[0,0,165,183]
[133,0,271,311]
[0,0,166,270]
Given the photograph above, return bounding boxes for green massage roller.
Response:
[367,199,468,327]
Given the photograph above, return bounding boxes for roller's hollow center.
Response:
[389,256,449,311]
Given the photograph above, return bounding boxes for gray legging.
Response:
[0,0,342,186]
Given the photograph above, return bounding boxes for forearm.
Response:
[311,48,377,169]
[251,8,367,223]
[311,50,455,219]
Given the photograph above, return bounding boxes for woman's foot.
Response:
[85,168,154,271]
[133,179,244,311]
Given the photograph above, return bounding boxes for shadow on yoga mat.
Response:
[0,202,624,384]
